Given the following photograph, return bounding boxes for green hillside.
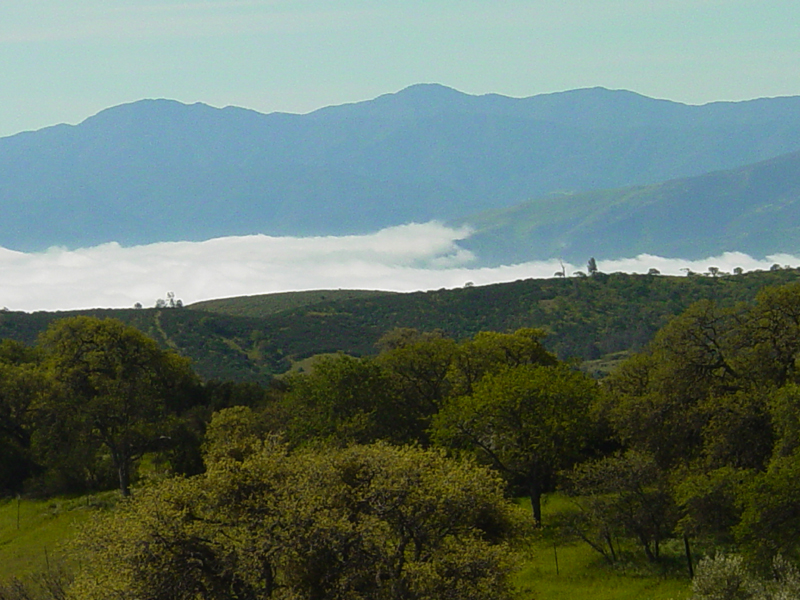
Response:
[191,289,395,318]
[3,267,799,382]
[184,267,800,367]
[460,149,800,264]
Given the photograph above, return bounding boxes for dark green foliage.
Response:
[605,296,775,471]
[700,391,774,472]
[33,317,201,496]
[600,280,800,567]
[201,379,275,411]
[375,333,459,442]
[2,269,800,383]
[767,384,800,459]
[672,466,744,544]
[0,344,46,493]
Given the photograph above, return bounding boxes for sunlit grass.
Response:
[0,494,115,581]
[514,494,693,600]
[2,491,693,599]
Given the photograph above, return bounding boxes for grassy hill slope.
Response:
[191,289,395,318]
[185,268,800,375]
[460,149,800,264]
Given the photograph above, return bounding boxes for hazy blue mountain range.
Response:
[461,149,800,264]
[3,84,800,254]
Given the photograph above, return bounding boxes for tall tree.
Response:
[433,363,599,524]
[35,316,197,496]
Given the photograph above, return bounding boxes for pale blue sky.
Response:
[1,0,798,138]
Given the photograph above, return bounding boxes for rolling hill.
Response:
[3,268,800,382]
[459,149,800,264]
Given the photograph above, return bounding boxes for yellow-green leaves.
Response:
[70,443,525,600]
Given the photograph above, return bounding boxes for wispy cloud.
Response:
[0,223,796,312]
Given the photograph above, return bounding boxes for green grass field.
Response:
[0,494,116,582]
[516,495,692,600]
[0,492,693,599]
[515,542,691,600]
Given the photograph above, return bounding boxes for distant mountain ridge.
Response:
[3,84,800,254]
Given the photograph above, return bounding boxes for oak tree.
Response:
[35,317,197,496]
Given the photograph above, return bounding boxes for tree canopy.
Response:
[69,433,526,600]
[432,362,599,524]
[34,316,199,496]
[597,281,800,567]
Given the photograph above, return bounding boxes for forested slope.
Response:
[3,268,798,382]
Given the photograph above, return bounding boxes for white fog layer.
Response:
[0,223,796,312]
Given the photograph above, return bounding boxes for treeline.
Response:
[0,316,276,496]
[3,267,800,383]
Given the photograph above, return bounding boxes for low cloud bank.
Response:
[0,223,797,312]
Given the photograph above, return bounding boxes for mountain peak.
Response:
[308,83,474,121]
[393,82,467,99]
[82,99,216,128]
